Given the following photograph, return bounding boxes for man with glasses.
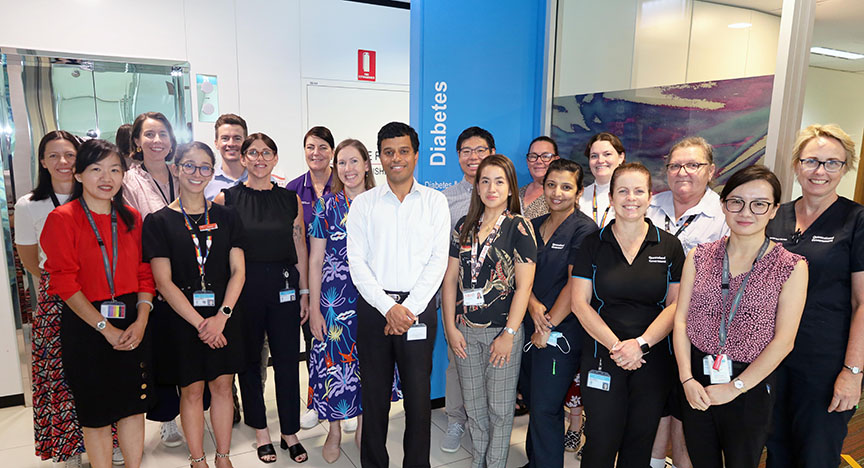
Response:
[439,126,495,453]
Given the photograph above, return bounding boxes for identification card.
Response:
[279,288,296,303]
[199,223,218,232]
[586,369,611,391]
[709,353,732,384]
[463,288,484,306]
[100,300,126,319]
[407,323,427,341]
[193,290,216,307]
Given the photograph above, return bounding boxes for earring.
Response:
[137,147,142,153]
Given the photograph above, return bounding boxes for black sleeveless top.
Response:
[223,182,298,264]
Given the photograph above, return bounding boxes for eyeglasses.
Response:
[459,146,490,158]
[723,198,773,215]
[526,152,557,162]
[245,149,275,161]
[798,158,846,173]
[177,162,214,177]
[666,162,709,173]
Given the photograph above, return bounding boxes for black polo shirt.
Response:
[571,218,685,341]
[766,196,864,365]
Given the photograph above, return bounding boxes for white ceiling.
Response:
[715,0,864,73]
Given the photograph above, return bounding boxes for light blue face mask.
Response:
[523,331,571,354]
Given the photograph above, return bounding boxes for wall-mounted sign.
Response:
[196,74,219,123]
[358,50,376,81]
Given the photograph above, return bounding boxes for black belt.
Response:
[385,290,409,304]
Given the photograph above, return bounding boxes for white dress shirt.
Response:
[647,187,730,255]
[579,181,615,228]
[346,178,451,317]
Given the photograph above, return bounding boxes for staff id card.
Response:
[101,300,126,319]
[193,289,216,307]
[586,369,611,391]
[704,354,733,384]
[407,323,427,341]
[463,288,484,307]
[279,288,296,303]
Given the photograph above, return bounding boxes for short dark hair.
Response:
[130,112,176,161]
[242,132,278,156]
[70,139,135,231]
[584,132,625,160]
[115,124,133,157]
[543,158,584,191]
[304,126,334,150]
[174,141,216,166]
[720,165,781,205]
[377,121,419,153]
[530,136,559,156]
[31,130,81,202]
[456,127,496,152]
[214,114,248,139]
[610,162,652,194]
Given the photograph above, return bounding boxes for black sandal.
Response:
[280,439,308,464]
[515,397,529,416]
[256,443,276,464]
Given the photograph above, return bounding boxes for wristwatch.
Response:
[95,319,107,331]
[503,327,517,336]
[221,306,232,317]
[636,336,650,355]
[733,378,747,393]
[844,364,862,375]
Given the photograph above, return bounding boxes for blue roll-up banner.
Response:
[410,0,550,400]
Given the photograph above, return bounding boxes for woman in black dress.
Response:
[143,142,246,468]
[214,133,310,464]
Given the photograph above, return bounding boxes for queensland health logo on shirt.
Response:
[648,256,667,264]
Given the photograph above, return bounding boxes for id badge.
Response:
[463,288,484,306]
[407,323,427,341]
[279,288,296,303]
[193,290,216,307]
[586,369,611,391]
[709,353,732,384]
[100,300,126,319]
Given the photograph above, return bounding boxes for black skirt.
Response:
[61,293,153,428]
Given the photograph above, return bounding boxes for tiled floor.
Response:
[0,363,584,467]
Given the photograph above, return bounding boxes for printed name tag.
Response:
[193,290,216,307]
[407,323,427,341]
[709,353,732,384]
[586,369,611,391]
[463,288,484,306]
[100,301,126,319]
[550,243,566,250]
[199,223,218,232]
[279,288,296,303]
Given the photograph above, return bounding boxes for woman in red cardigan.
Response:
[41,139,155,468]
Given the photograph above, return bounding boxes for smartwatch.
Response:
[636,336,650,355]
[221,306,232,318]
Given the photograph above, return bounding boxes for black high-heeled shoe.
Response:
[280,438,308,464]
[256,443,276,464]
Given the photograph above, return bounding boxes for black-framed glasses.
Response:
[245,149,275,161]
[459,146,490,158]
[526,152,557,162]
[723,197,773,215]
[666,162,709,173]
[798,158,846,173]
[177,162,214,177]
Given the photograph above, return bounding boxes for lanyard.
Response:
[592,187,610,227]
[470,212,507,287]
[665,214,698,237]
[343,190,351,210]
[144,163,175,205]
[718,237,770,352]
[179,197,212,290]
[80,199,118,300]
[49,192,61,208]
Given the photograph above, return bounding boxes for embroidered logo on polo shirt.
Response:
[811,236,835,243]
[551,243,566,250]
[648,256,667,264]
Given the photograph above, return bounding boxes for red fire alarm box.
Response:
[358,50,376,81]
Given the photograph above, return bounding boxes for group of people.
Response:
[13,111,863,468]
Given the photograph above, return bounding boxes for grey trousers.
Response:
[445,343,469,425]
[455,324,523,468]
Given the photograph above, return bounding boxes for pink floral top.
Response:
[686,238,804,363]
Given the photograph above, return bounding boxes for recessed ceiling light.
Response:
[728,22,752,29]
[810,46,864,60]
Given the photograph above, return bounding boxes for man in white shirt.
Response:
[347,122,450,468]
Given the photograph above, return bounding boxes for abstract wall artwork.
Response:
[551,74,774,193]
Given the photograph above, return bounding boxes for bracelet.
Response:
[681,377,695,385]
[299,289,310,295]
[136,300,154,312]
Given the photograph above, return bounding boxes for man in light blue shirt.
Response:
[205,114,248,200]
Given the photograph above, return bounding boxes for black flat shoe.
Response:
[280,439,308,464]
[256,443,276,464]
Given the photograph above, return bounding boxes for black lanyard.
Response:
[665,214,698,237]
[49,192,61,208]
[80,199,118,300]
[718,237,770,352]
[144,163,175,205]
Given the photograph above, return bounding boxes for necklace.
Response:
[188,212,205,224]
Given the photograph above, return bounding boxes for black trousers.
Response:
[238,262,301,435]
[357,293,437,468]
[579,338,673,468]
[681,346,776,468]
[766,359,855,468]
[525,317,582,468]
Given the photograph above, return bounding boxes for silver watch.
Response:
[844,364,861,375]
[96,319,107,331]
[503,327,517,336]
[733,378,746,392]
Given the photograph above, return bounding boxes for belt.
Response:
[385,290,409,304]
